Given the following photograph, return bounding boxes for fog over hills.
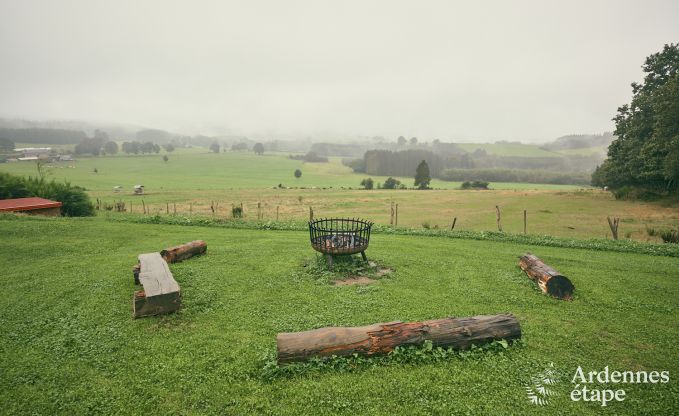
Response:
[2,1,678,142]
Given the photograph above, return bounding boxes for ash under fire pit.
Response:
[309,218,373,268]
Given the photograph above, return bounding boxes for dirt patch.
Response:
[332,267,392,286]
[333,276,377,286]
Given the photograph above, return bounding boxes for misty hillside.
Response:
[541,132,615,151]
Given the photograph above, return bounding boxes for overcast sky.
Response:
[1,0,678,142]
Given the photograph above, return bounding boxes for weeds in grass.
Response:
[260,339,523,380]
[660,229,679,244]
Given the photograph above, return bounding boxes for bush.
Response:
[461,181,489,190]
[660,229,679,244]
[360,178,374,190]
[0,172,95,216]
[383,177,401,189]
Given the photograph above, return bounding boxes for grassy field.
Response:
[1,150,677,241]
[0,149,582,191]
[1,215,677,415]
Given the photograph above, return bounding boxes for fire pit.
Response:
[309,218,373,268]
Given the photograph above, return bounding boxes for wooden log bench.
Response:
[133,253,181,318]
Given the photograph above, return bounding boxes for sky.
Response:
[1,0,678,142]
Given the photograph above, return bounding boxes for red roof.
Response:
[0,197,62,212]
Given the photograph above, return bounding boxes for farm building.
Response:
[0,197,62,216]
[15,147,53,160]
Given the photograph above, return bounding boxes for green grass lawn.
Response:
[1,216,677,415]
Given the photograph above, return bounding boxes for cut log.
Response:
[519,253,574,300]
[160,240,207,263]
[277,313,521,364]
[133,253,181,318]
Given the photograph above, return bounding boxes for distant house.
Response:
[58,154,75,162]
[0,197,62,216]
[15,147,52,160]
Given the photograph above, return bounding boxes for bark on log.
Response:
[160,240,207,263]
[277,313,521,364]
[519,253,574,300]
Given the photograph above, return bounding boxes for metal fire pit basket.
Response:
[309,218,373,268]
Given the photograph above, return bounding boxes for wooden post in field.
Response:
[189,203,192,216]
[309,206,314,221]
[173,203,176,215]
[451,217,457,230]
[257,202,262,220]
[166,202,169,214]
[390,202,394,225]
[495,205,502,232]
[395,203,399,226]
[142,199,146,215]
[276,205,280,221]
[607,216,620,240]
[523,209,527,234]
[210,201,215,216]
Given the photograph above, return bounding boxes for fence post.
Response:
[523,209,527,234]
[276,205,280,221]
[142,199,146,215]
[309,206,314,221]
[395,204,399,227]
[607,216,620,240]
[495,205,502,232]
[451,217,457,230]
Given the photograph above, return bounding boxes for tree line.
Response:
[593,43,679,198]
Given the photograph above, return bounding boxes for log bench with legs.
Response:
[133,253,181,318]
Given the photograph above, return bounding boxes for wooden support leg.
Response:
[360,251,367,261]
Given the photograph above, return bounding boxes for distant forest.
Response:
[0,128,88,145]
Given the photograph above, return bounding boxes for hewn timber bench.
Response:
[133,253,181,318]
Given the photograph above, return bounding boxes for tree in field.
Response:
[592,43,679,196]
[140,141,155,154]
[360,177,374,189]
[383,177,401,189]
[410,137,418,146]
[163,155,169,163]
[414,160,431,189]
[210,142,221,153]
[122,141,140,154]
[294,169,302,179]
[163,143,175,152]
[253,142,265,155]
[103,141,118,155]
[397,136,407,146]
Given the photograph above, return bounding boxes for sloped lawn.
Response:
[1,216,677,415]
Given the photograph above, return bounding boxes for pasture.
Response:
[1,215,677,415]
[1,150,677,241]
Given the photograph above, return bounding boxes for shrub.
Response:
[660,229,679,244]
[360,178,374,189]
[0,172,95,216]
[383,177,401,189]
[461,181,489,190]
